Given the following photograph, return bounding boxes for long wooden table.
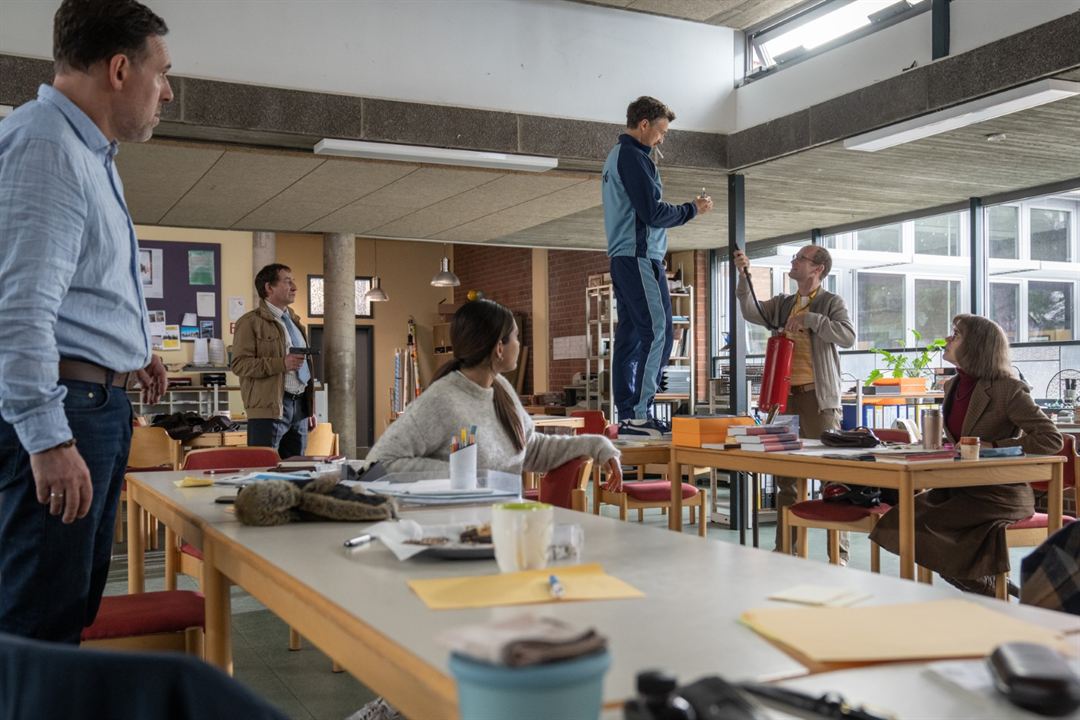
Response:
[668,447,1065,580]
[125,470,1080,719]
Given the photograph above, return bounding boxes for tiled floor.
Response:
[104,482,1032,720]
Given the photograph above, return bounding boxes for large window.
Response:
[1028,281,1074,342]
[914,278,960,341]
[856,273,904,348]
[989,282,1020,342]
[1030,208,1071,261]
[988,205,1019,259]
[745,0,930,81]
[914,214,961,256]
[856,224,901,253]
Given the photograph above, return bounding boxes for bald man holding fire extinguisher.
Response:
[734,246,855,561]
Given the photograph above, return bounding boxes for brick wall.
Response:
[695,250,709,404]
[452,245,533,394]
[548,249,610,393]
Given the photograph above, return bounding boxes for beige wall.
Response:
[277,233,452,443]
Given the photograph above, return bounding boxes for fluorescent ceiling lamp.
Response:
[0,105,13,119]
[314,139,558,172]
[844,79,1080,152]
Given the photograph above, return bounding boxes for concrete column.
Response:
[252,231,276,308]
[324,233,357,458]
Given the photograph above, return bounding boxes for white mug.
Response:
[491,502,554,573]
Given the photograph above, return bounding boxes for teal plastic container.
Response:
[449,650,611,720]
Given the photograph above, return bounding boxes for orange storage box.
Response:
[671,416,756,447]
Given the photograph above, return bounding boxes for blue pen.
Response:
[548,574,565,599]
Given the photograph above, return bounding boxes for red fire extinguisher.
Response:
[759,333,794,415]
[743,266,795,417]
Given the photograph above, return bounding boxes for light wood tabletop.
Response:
[668,447,1065,580]
[125,470,1080,719]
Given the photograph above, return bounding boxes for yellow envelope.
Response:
[741,598,1069,664]
[408,562,643,610]
[174,476,214,488]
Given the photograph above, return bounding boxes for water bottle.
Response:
[921,408,943,450]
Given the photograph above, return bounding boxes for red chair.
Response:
[522,457,594,511]
[781,427,914,570]
[168,447,280,590]
[996,434,1079,600]
[180,446,281,470]
[81,591,204,657]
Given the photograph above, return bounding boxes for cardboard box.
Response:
[672,416,756,447]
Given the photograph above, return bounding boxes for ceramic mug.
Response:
[491,502,554,573]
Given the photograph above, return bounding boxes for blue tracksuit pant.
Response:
[610,256,672,421]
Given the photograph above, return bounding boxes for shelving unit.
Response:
[585,282,695,422]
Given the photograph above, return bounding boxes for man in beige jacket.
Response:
[231,264,316,458]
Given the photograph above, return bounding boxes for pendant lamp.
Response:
[365,241,389,302]
[430,248,460,287]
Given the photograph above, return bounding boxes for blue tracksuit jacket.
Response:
[602,134,697,260]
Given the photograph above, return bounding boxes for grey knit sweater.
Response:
[367,371,619,474]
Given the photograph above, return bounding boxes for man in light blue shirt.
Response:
[0,0,172,643]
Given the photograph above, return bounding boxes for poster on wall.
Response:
[139,248,164,299]
[187,250,215,285]
[148,309,166,350]
[199,319,215,338]
[163,325,180,350]
[180,325,200,342]
[196,291,216,317]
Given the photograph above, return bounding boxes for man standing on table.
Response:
[0,0,171,642]
[232,264,317,459]
[734,246,855,562]
[603,96,713,439]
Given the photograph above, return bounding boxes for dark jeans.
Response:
[247,393,307,458]
[0,380,131,643]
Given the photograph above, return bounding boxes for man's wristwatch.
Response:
[43,438,77,453]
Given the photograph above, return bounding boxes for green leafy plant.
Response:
[865,329,947,385]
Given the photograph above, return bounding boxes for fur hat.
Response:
[235,476,398,527]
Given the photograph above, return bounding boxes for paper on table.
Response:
[408,562,644,610]
[768,584,872,607]
[741,599,1069,664]
[174,476,214,488]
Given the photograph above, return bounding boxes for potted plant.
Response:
[865,329,947,392]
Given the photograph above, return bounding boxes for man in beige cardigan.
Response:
[232,264,316,458]
[734,246,855,560]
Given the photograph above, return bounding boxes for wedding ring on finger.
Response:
[50,491,64,498]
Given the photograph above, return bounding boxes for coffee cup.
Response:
[491,502,553,573]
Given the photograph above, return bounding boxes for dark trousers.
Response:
[0,380,131,643]
[610,256,673,421]
[247,393,307,458]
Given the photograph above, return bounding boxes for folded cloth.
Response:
[439,614,607,668]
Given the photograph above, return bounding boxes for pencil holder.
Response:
[449,443,478,490]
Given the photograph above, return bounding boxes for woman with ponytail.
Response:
[368,299,622,485]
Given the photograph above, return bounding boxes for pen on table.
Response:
[203,468,243,475]
[548,574,565,599]
[343,533,375,548]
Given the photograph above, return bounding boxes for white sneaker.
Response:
[347,697,403,720]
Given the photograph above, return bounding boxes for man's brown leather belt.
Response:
[58,358,130,388]
[789,382,816,395]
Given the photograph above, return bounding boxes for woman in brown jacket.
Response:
[871,314,1062,596]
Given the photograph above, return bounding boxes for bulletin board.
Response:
[138,240,222,338]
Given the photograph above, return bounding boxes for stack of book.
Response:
[869,447,956,463]
[728,424,803,452]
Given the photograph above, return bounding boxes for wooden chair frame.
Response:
[594,463,707,538]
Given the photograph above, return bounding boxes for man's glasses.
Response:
[791,254,818,264]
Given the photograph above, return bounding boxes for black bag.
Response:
[820,427,881,448]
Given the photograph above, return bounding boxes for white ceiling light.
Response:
[0,105,13,119]
[314,139,558,172]
[431,254,460,288]
[844,79,1080,152]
